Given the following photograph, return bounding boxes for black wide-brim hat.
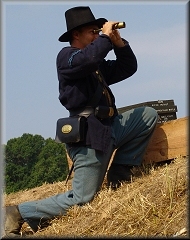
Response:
[58,6,107,42]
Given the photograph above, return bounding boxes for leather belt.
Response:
[69,106,115,119]
[69,106,94,117]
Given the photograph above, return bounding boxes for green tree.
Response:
[5,134,45,193]
[5,134,68,194]
[5,133,44,167]
[5,162,28,193]
[28,138,68,188]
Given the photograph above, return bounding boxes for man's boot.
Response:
[107,163,134,189]
[3,205,24,237]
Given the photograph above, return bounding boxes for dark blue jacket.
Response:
[56,34,137,152]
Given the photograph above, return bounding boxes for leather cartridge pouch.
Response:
[95,106,114,119]
[55,116,87,143]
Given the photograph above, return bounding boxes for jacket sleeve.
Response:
[99,39,138,86]
[56,35,113,80]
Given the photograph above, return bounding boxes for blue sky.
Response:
[1,0,188,144]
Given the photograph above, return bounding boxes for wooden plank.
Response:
[143,116,188,164]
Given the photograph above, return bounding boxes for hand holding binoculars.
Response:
[93,22,126,34]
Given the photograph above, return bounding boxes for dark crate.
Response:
[117,99,177,123]
[157,113,177,123]
[155,105,177,113]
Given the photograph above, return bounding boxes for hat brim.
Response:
[58,18,107,42]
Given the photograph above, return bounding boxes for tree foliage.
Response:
[4,134,68,194]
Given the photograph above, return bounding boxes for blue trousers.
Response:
[18,106,158,231]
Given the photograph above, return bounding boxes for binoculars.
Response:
[93,22,126,34]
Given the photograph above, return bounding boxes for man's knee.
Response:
[143,106,158,125]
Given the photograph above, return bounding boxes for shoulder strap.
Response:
[93,70,114,107]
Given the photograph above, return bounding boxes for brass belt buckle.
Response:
[109,107,114,117]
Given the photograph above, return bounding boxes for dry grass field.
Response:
[3,156,189,238]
